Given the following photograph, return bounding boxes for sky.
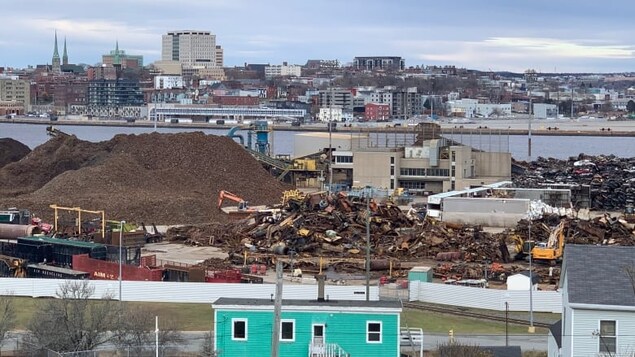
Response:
[1,0,635,73]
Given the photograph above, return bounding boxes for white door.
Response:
[312,324,325,350]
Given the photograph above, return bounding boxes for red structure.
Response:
[211,96,260,106]
[365,102,390,121]
[72,254,164,281]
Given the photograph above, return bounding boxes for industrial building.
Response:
[292,123,511,193]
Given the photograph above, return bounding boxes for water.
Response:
[2,122,635,160]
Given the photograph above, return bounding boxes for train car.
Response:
[16,236,108,267]
[26,264,89,280]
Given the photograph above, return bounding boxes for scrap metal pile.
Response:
[513,154,635,210]
[167,191,635,283]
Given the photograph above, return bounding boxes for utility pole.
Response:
[528,219,535,333]
[505,301,509,346]
[119,220,125,303]
[271,261,283,357]
[528,95,532,159]
[365,186,371,301]
[328,86,333,192]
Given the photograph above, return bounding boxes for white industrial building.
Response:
[532,103,558,119]
[448,99,512,118]
[264,63,302,79]
[506,271,539,291]
[154,76,184,89]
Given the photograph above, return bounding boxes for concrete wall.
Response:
[441,197,530,227]
[473,151,512,178]
[353,151,395,189]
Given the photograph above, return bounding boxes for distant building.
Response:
[264,62,301,79]
[533,103,558,119]
[365,102,390,121]
[353,56,405,71]
[0,77,30,112]
[102,42,144,69]
[154,76,183,90]
[215,45,223,67]
[87,78,144,118]
[162,30,218,68]
[319,89,353,110]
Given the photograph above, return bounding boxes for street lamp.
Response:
[119,220,125,302]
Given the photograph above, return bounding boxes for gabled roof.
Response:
[514,270,540,284]
[563,245,635,307]
[549,320,562,348]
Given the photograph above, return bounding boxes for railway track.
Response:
[402,302,552,329]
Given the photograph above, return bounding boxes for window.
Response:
[232,319,247,341]
[367,321,382,343]
[599,320,616,353]
[390,157,395,164]
[390,166,394,175]
[280,320,295,341]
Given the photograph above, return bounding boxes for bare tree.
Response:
[0,294,15,351]
[113,305,184,355]
[24,280,120,353]
[198,331,217,357]
[434,341,493,357]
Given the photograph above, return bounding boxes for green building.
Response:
[212,297,403,357]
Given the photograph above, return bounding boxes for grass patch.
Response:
[402,308,549,335]
[6,297,549,334]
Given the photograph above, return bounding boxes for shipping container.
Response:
[17,236,107,267]
[27,264,89,279]
[72,254,164,281]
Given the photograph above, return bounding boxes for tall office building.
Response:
[161,30,217,68]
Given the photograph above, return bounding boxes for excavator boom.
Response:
[218,190,249,210]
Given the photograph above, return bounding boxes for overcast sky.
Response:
[2,0,634,73]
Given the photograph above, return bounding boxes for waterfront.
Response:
[2,121,635,161]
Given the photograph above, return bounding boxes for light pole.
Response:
[365,185,371,301]
[328,86,333,193]
[119,220,125,302]
[528,218,535,333]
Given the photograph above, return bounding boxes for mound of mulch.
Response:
[0,132,288,225]
[0,138,31,169]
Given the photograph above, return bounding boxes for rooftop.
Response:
[213,297,401,310]
[564,245,635,307]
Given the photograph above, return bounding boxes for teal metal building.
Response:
[212,297,402,357]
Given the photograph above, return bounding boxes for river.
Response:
[2,122,635,161]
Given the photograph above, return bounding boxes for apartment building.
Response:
[318,89,353,110]
[264,63,302,79]
[0,77,30,112]
[353,56,405,71]
[162,30,217,68]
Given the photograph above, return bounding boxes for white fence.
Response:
[408,281,562,313]
[0,278,378,302]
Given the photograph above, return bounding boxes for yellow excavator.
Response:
[528,220,567,265]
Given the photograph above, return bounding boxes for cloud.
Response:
[485,37,634,59]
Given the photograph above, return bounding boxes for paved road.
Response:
[420,333,548,352]
[2,331,547,354]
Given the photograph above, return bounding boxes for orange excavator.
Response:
[217,190,254,211]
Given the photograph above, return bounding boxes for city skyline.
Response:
[1,0,634,73]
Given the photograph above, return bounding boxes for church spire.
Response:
[113,40,121,65]
[62,37,68,65]
[52,31,61,73]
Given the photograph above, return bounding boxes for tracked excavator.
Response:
[217,190,254,212]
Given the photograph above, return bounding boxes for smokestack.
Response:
[315,274,326,302]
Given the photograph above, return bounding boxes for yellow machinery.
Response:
[530,220,566,264]
[49,204,105,239]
